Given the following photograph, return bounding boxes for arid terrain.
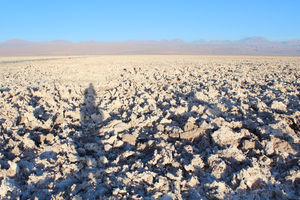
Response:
[0,55,299,199]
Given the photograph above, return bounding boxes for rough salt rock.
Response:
[104,144,112,151]
[18,115,27,125]
[22,135,36,149]
[11,146,21,156]
[271,101,287,112]
[180,128,205,141]
[235,166,271,191]
[113,122,129,133]
[138,171,156,185]
[154,176,170,192]
[157,124,165,132]
[113,140,124,148]
[160,118,172,124]
[272,136,297,156]
[184,155,205,172]
[199,120,214,130]
[104,135,117,145]
[175,106,187,115]
[187,176,200,188]
[6,161,19,177]
[112,188,127,197]
[211,126,242,147]
[54,114,64,125]
[242,140,256,150]
[67,153,79,163]
[100,109,110,121]
[111,99,123,111]
[259,155,272,166]
[195,91,209,102]
[197,104,206,114]
[41,118,53,130]
[205,107,222,118]
[0,176,18,198]
[229,121,243,129]
[219,146,246,162]
[65,110,81,121]
[24,112,43,128]
[184,145,194,154]
[190,105,198,113]
[184,117,197,131]
[166,172,180,181]
[269,120,297,140]
[25,112,36,122]
[121,133,137,146]
[208,155,230,180]
[45,133,54,144]
[211,117,226,128]
[205,180,233,200]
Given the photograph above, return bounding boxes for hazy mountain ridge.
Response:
[0,37,299,56]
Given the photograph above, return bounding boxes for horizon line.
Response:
[1,36,300,43]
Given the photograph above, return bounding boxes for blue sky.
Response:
[1,0,299,42]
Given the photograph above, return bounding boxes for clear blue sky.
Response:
[1,0,299,42]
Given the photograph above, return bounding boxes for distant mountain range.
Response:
[0,37,300,56]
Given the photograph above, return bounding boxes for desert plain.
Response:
[0,55,299,199]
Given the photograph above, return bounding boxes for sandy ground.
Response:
[0,55,299,199]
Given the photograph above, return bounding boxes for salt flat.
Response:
[0,55,299,199]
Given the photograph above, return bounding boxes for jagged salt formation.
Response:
[0,55,299,199]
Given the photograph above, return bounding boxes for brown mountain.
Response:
[0,37,299,56]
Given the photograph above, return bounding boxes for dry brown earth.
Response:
[0,55,299,199]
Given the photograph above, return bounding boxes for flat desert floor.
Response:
[0,55,299,199]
